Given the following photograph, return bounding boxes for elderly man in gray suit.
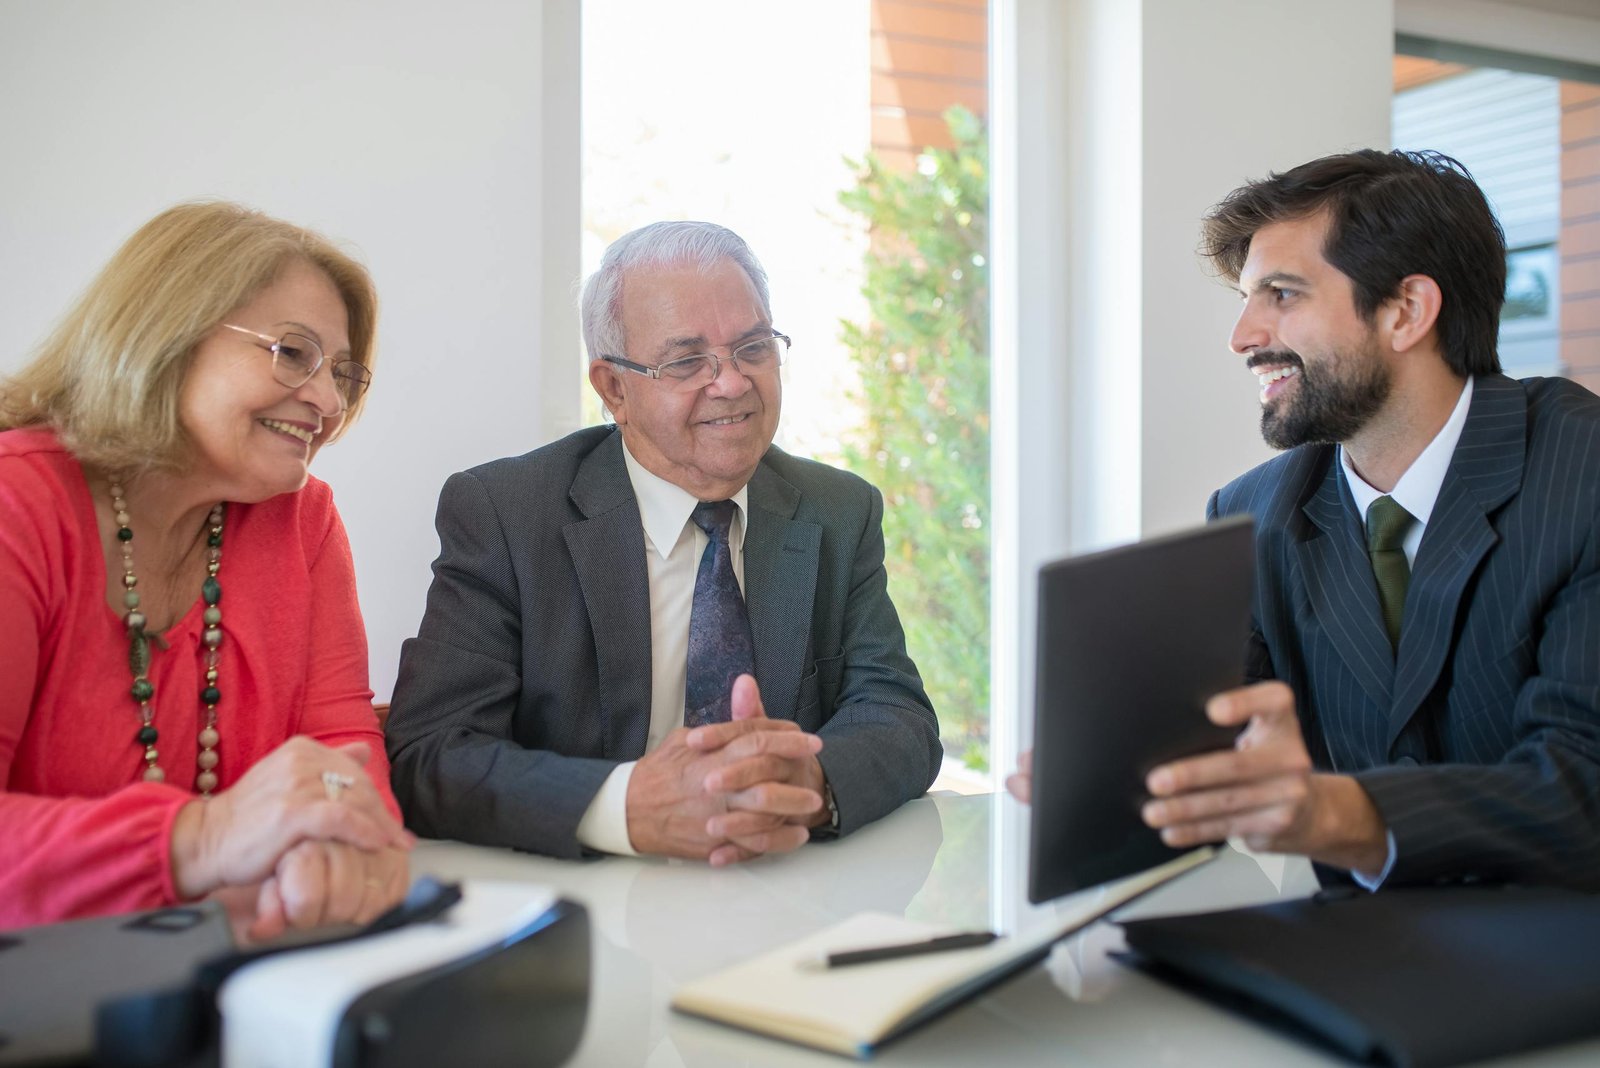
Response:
[386,221,941,864]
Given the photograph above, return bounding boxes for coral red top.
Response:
[0,426,395,928]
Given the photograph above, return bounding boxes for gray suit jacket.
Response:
[385,426,941,858]
[1209,374,1600,889]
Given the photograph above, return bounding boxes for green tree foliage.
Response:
[838,107,990,771]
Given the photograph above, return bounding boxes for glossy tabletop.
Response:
[410,793,1600,1067]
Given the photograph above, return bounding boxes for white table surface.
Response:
[409,793,1600,1067]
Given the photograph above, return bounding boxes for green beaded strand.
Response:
[110,484,226,795]
[195,507,224,794]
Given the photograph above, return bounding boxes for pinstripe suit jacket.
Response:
[1209,374,1600,889]
[384,426,941,859]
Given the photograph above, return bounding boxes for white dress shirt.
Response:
[1340,376,1474,569]
[574,439,748,855]
[1337,375,1473,887]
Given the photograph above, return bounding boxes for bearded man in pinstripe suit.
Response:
[1135,150,1600,889]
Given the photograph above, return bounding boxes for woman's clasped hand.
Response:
[171,739,414,940]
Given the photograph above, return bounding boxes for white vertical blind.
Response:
[1393,68,1560,249]
[1393,66,1561,374]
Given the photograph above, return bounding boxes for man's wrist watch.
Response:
[822,778,840,832]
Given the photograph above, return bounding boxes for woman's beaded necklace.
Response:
[109,483,226,795]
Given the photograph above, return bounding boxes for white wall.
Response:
[0,1,581,700]
[1138,0,1396,539]
[1396,0,1600,68]
[992,0,1396,786]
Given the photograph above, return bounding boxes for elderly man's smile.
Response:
[699,412,754,428]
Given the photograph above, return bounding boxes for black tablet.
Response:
[1027,515,1255,903]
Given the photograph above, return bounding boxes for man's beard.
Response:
[1252,345,1391,450]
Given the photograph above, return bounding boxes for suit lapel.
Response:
[744,460,821,720]
[1297,456,1395,709]
[562,432,653,759]
[1387,375,1525,748]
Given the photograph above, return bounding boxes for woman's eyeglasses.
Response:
[221,324,372,409]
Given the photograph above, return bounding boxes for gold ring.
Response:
[322,770,357,802]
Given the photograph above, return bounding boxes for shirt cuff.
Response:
[575,761,640,857]
[1350,830,1398,891]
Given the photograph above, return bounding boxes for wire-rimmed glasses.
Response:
[600,333,790,393]
[220,324,372,410]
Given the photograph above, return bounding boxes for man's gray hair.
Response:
[580,220,772,362]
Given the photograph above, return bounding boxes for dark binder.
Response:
[1117,885,1600,1067]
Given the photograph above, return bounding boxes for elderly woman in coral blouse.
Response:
[0,202,411,940]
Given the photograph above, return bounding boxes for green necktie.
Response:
[1366,495,1415,652]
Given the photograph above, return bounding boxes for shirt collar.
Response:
[620,435,748,560]
[1340,375,1473,525]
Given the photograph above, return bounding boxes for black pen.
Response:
[821,931,1001,968]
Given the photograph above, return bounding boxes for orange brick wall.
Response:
[1561,80,1600,394]
[1392,55,1467,92]
[871,0,988,171]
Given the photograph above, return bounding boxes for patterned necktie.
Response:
[1366,495,1415,653]
[685,500,754,727]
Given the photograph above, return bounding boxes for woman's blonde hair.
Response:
[0,201,378,472]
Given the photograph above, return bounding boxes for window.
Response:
[583,0,993,783]
[1393,45,1600,390]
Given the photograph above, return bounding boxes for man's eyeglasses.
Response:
[221,324,373,410]
[601,333,790,393]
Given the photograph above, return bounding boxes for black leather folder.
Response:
[1117,885,1600,1067]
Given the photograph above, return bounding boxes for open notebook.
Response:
[670,846,1214,1058]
